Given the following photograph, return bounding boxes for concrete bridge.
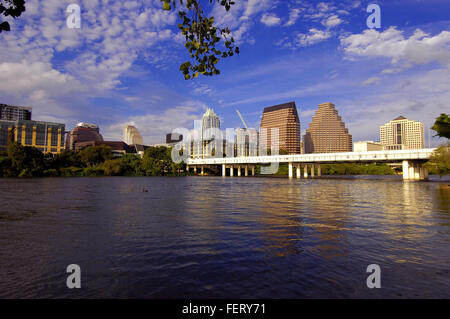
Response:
[186,149,436,181]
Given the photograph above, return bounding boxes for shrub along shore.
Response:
[0,143,184,177]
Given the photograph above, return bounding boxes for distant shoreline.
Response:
[2,174,449,182]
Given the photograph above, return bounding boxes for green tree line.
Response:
[427,113,450,176]
[0,142,185,177]
[270,163,396,176]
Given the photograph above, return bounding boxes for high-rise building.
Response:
[124,125,143,145]
[236,128,258,157]
[65,123,104,151]
[304,102,352,153]
[192,108,222,158]
[260,102,301,154]
[0,104,32,121]
[201,108,220,141]
[0,119,65,153]
[380,116,425,150]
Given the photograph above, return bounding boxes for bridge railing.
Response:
[186,149,436,165]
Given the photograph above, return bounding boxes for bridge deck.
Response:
[186,149,435,165]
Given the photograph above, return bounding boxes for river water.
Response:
[0,176,449,298]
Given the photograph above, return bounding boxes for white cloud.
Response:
[362,76,382,86]
[211,0,275,43]
[285,8,301,27]
[0,0,179,91]
[192,84,215,97]
[0,61,79,97]
[341,27,450,67]
[341,63,450,144]
[261,13,281,27]
[323,15,343,28]
[104,101,206,144]
[297,28,331,46]
[244,0,272,18]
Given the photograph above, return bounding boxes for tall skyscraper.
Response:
[201,108,220,141]
[0,104,32,121]
[192,108,222,158]
[380,116,425,150]
[304,102,352,153]
[260,102,301,154]
[124,125,143,145]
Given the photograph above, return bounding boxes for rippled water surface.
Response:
[0,176,449,298]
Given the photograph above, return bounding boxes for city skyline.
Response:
[0,1,448,147]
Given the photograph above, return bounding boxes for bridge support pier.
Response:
[245,166,248,177]
[230,166,234,177]
[296,165,301,179]
[193,166,197,174]
[304,164,309,178]
[238,166,241,177]
[318,165,321,177]
[402,160,428,181]
[311,164,315,178]
[252,165,255,176]
[201,166,204,175]
[222,164,226,177]
[289,163,293,179]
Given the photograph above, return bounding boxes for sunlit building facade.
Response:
[304,102,352,153]
[380,116,425,150]
[192,108,223,159]
[260,102,301,154]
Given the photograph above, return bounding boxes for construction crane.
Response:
[236,109,248,130]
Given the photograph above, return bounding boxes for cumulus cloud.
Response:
[1,0,179,91]
[0,0,183,124]
[104,101,207,144]
[297,28,332,46]
[0,61,79,97]
[261,13,281,27]
[340,27,450,67]
[323,15,343,28]
[211,0,274,43]
[244,0,272,18]
[277,1,352,48]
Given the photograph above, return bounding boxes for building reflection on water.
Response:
[255,180,353,259]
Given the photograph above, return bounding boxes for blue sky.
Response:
[0,0,449,146]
